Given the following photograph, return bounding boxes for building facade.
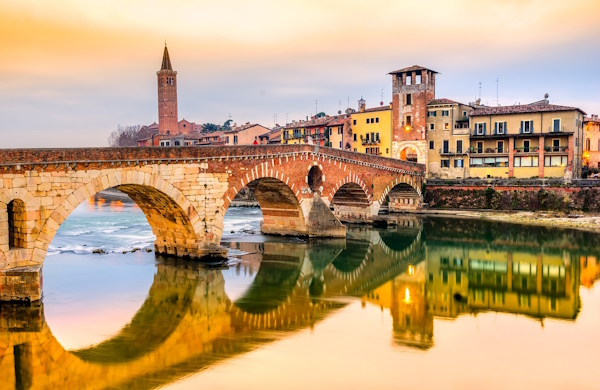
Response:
[583,114,600,169]
[390,66,437,164]
[350,100,393,157]
[468,101,586,179]
[426,99,472,178]
[224,123,271,145]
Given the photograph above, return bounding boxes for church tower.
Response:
[157,44,178,138]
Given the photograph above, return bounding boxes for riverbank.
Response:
[400,208,600,234]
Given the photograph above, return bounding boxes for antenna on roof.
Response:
[347,97,350,109]
[478,82,482,101]
[338,100,342,115]
[286,113,288,125]
[496,78,499,106]
[315,100,318,115]
[380,89,384,106]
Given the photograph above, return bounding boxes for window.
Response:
[523,140,530,152]
[338,127,342,134]
[415,74,422,84]
[339,141,342,148]
[455,271,462,284]
[477,141,483,153]
[443,140,449,153]
[442,110,449,116]
[429,141,435,150]
[366,118,370,124]
[429,123,435,131]
[406,116,412,126]
[386,148,389,154]
[454,159,464,168]
[444,122,449,130]
[544,155,568,167]
[441,159,450,168]
[160,142,165,146]
[376,118,379,123]
[234,135,238,144]
[429,273,434,282]
[553,139,560,151]
[174,141,180,146]
[514,156,539,167]
[475,123,486,135]
[456,140,463,153]
[553,119,561,133]
[354,148,357,152]
[406,75,412,85]
[463,111,467,117]
[586,138,591,151]
[225,136,230,143]
[521,120,533,134]
[496,121,506,134]
[406,94,412,105]
[497,141,504,153]
[353,119,357,125]
[428,111,437,117]
[375,133,380,141]
[353,134,357,141]
[470,157,508,167]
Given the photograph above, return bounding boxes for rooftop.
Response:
[470,102,586,117]
[388,65,438,75]
[354,105,392,114]
[428,98,465,106]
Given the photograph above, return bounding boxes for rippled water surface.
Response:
[5,191,600,389]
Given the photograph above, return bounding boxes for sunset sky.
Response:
[1,0,599,148]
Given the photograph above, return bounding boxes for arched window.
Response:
[7,199,26,248]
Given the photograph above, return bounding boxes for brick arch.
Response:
[328,173,372,204]
[378,175,422,205]
[30,170,204,265]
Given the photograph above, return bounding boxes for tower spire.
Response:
[161,45,172,71]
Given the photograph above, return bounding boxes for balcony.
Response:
[544,146,568,153]
[514,146,539,153]
[360,135,380,146]
[469,147,508,154]
[439,148,466,156]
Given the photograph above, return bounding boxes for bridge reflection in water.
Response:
[1,218,597,389]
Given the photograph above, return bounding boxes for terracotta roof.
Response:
[428,98,464,106]
[584,116,600,124]
[354,106,391,114]
[388,65,438,75]
[470,103,586,117]
[160,45,172,71]
[226,123,269,133]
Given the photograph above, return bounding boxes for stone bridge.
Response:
[0,225,424,389]
[0,145,424,301]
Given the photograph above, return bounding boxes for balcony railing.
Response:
[469,147,507,154]
[360,135,380,146]
[548,126,565,133]
[439,148,466,155]
[514,146,539,153]
[544,146,568,152]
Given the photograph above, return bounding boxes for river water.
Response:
[4,191,600,389]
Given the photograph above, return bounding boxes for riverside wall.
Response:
[425,179,600,212]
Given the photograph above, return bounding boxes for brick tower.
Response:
[157,44,178,139]
[389,66,437,164]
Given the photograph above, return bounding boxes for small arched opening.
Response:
[7,199,26,249]
[400,147,418,163]
[308,166,323,193]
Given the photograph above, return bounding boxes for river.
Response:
[4,190,600,389]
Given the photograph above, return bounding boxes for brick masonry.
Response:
[0,144,425,300]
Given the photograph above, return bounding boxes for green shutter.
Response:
[504,122,507,133]
[520,121,523,134]
[494,122,498,135]
[483,123,487,135]
[530,120,534,133]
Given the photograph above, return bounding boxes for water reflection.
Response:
[2,216,600,389]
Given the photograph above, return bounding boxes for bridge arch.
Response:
[379,177,422,212]
[330,182,372,221]
[30,171,204,265]
[221,167,307,238]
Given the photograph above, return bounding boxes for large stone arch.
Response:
[329,182,372,221]
[30,170,205,265]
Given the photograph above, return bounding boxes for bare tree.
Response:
[107,124,141,147]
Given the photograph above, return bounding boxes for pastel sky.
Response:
[1,0,599,148]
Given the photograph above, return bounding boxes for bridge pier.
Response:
[0,265,42,303]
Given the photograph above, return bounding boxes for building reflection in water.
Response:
[361,217,595,352]
[2,216,600,388]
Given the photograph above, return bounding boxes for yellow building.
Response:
[350,99,393,157]
[281,122,305,145]
[426,99,472,178]
[582,114,600,169]
[468,99,586,178]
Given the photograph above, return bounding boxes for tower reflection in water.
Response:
[1,217,598,389]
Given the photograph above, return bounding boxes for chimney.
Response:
[358,97,366,113]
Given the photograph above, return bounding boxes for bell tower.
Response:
[157,44,178,138]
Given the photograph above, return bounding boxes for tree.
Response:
[222,119,232,130]
[107,124,141,147]
[202,123,221,132]
[316,112,326,118]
